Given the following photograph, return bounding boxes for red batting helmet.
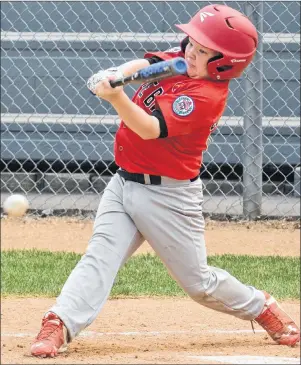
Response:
[175,4,258,80]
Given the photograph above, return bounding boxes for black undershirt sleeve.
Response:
[145,57,168,138]
[152,109,168,138]
[146,56,163,65]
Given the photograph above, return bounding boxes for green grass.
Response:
[1,249,300,300]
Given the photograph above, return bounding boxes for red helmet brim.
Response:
[175,23,221,54]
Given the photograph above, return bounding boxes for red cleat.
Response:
[255,292,300,347]
[31,312,68,358]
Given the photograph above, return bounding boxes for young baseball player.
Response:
[31,4,300,358]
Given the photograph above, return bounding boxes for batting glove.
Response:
[87,67,124,95]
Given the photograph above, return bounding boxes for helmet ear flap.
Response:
[208,53,223,64]
[208,53,233,74]
[217,65,233,72]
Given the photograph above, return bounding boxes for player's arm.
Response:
[92,56,164,140]
[111,57,170,140]
[119,56,162,76]
[87,57,162,93]
[109,92,161,140]
[117,59,150,77]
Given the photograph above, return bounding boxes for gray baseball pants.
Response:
[50,172,265,340]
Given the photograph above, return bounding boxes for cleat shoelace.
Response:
[36,318,62,341]
[259,309,285,334]
[256,307,298,342]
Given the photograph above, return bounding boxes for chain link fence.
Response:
[1,1,300,219]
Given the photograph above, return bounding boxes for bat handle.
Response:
[109,78,125,88]
[109,75,134,88]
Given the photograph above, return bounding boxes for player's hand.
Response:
[93,77,124,102]
[87,67,124,101]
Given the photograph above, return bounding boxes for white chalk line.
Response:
[2,329,265,338]
[188,355,300,364]
[3,330,299,364]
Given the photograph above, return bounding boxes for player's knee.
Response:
[182,268,212,299]
[184,283,208,300]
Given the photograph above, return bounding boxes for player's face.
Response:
[185,38,219,79]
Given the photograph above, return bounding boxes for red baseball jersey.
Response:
[114,48,230,180]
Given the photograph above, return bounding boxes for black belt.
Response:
[117,169,199,185]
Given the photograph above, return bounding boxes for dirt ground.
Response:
[1,217,300,256]
[1,217,300,364]
[1,298,300,364]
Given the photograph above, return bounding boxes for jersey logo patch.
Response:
[172,82,186,93]
[172,96,194,116]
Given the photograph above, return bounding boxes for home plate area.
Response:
[1,298,300,364]
[2,328,300,364]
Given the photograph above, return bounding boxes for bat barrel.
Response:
[109,57,187,88]
[170,57,188,75]
[139,57,187,79]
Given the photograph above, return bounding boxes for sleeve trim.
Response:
[146,56,164,65]
[152,109,168,138]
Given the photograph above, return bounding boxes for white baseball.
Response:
[3,194,29,217]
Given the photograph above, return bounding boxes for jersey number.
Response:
[143,87,164,111]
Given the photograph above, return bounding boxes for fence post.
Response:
[243,1,264,219]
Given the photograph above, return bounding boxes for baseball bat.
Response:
[109,57,187,88]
